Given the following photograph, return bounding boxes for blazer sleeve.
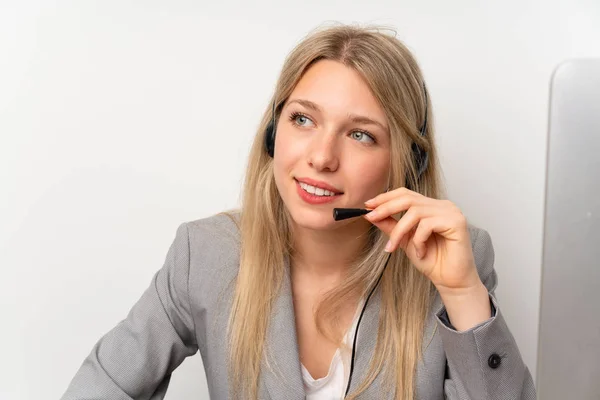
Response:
[61,222,199,400]
[436,228,537,400]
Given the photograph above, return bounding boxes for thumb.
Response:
[364,215,413,253]
[364,215,396,237]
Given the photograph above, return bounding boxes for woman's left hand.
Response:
[363,187,482,295]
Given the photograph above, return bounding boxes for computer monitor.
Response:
[537,59,600,399]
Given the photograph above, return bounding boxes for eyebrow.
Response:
[286,98,388,132]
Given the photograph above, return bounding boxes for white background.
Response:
[1,1,599,398]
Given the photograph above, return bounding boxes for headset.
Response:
[264,85,430,397]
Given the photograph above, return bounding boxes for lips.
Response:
[294,177,343,194]
[295,179,341,205]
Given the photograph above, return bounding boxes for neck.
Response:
[290,218,371,279]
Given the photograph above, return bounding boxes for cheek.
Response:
[273,130,302,187]
[348,154,389,194]
[273,128,304,172]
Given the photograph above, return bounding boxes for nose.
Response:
[307,131,339,172]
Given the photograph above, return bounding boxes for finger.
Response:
[412,217,436,259]
[366,192,442,223]
[366,191,435,222]
[385,207,425,253]
[364,186,416,208]
[364,216,415,253]
[365,215,397,237]
[365,196,413,222]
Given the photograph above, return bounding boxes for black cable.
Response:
[344,252,393,398]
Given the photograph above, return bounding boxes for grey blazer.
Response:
[61,212,537,399]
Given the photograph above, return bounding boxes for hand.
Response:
[363,187,481,294]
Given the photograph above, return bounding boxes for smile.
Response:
[294,179,342,205]
[298,181,338,197]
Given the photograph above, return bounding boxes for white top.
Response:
[301,298,365,400]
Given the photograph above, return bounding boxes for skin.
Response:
[272,59,490,380]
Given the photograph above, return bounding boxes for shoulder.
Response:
[180,210,242,257]
[467,224,497,292]
[467,224,494,263]
[179,210,242,295]
[173,212,242,330]
[182,210,240,247]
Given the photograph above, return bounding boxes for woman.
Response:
[62,24,536,399]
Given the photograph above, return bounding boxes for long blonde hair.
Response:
[225,23,443,400]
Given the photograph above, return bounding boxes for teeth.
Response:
[299,182,337,197]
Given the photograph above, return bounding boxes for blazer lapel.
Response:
[260,257,387,399]
[344,286,385,398]
[262,255,306,400]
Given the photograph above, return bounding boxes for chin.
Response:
[287,206,338,231]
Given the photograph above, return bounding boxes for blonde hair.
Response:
[224,23,444,400]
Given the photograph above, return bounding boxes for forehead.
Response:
[288,60,388,129]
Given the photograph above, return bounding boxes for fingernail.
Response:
[366,210,377,220]
[364,198,375,206]
[384,240,393,252]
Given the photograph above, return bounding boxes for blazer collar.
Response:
[262,255,305,399]
[262,256,383,399]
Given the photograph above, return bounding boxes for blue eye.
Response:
[296,115,309,125]
[350,131,375,144]
[288,111,376,144]
[289,112,314,127]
